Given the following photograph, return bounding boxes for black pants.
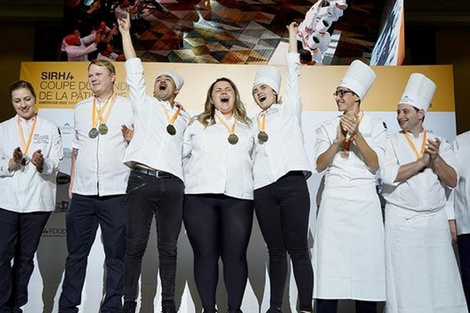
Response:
[0,208,50,313]
[316,299,378,313]
[124,170,184,302]
[183,194,253,312]
[254,172,313,312]
[458,233,470,312]
[59,194,126,313]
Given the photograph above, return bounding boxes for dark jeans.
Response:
[0,208,50,313]
[59,194,126,313]
[316,299,378,313]
[124,171,184,302]
[458,233,470,312]
[254,171,313,312]
[183,194,253,312]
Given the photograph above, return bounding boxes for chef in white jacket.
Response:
[313,60,387,313]
[381,73,468,313]
[0,80,63,312]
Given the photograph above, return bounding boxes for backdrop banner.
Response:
[19,61,456,313]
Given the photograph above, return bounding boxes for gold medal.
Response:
[258,131,269,143]
[91,93,115,138]
[228,134,239,145]
[163,105,181,137]
[89,128,99,138]
[257,113,270,144]
[166,124,176,135]
[215,113,238,145]
[98,123,108,135]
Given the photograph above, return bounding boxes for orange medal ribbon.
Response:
[256,113,269,143]
[16,116,38,155]
[403,130,427,160]
[163,105,181,125]
[215,113,238,145]
[92,92,115,128]
[163,104,181,135]
[257,113,266,133]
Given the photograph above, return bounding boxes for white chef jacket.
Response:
[72,95,134,196]
[0,115,63,213]
[123,58,190,181]
[452,130,470,235]
[381,130,466,313]
[183,113,254,200]
[313,113,387,301]
[252,52,311,190]
[314,114,387,193]
[381,130,456,212]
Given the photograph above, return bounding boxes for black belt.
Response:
[132,166,174,178]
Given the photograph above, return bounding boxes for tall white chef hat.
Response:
[399,73,436,113]
[253,66,282,94]
[338,60,376,100]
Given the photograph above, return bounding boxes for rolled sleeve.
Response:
[445,189,456,220]
[313,124,332,173]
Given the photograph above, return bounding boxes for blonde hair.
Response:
[196,77,251,127]
[88,59,116,75]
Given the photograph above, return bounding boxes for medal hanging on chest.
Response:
[163,104,181,136]
[98,123,108,135]
[228,134,239,145]
[88,128,99,138]
[89,93,115,138]
[257,113,269,143]
[16,116,38,166]
[215,113,238,145]
[88,92,116,139]
[166,124,176,135]
[403,130,427,160]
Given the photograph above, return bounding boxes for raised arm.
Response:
[118,12,137,60]
[284,21,302,118]
[288,22,298,53]
[118,12,149,109]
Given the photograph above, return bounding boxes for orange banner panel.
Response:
[21,62,454,112]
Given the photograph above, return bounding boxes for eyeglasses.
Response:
[333,90,354,98]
